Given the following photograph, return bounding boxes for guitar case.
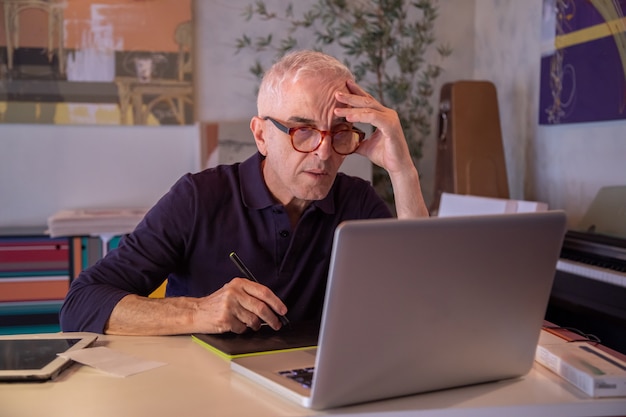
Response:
[430,80,510,214]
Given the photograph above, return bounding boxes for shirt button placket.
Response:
[272,206,291,262]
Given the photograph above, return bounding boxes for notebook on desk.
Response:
[231,211,568,410]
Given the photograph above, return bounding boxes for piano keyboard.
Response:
[557,259,626,289]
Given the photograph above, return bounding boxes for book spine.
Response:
[0,233,70,333]
[69,237,83,281]
[0,277,70,302]
[86,237,102,268]
[0,300,64,333]
[0,238,69,275]
[0,242,70,262]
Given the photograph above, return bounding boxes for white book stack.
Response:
[47,208,148,238]
[535,330,626,398]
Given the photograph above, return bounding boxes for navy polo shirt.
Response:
[60,152,392,333]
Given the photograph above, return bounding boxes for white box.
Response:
[535,340,626,397]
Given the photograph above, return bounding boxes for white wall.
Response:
[0,124,201,227]
[422,0,477,207]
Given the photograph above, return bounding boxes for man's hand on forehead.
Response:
[333,80,385,125]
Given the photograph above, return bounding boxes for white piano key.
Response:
[557,259,626,288]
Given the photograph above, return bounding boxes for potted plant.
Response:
[235,0,451,211]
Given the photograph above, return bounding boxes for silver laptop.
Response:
[231,211,567,410]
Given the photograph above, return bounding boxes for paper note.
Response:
[59,346,166,377]
[437,192,548,217]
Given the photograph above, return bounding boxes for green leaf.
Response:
[254,34,273,50]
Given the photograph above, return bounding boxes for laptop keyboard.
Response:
[278,367,315,388]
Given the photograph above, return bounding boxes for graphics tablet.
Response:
[193,320,319,360]
[0,332,98,382]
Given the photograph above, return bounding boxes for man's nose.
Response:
[314,132,334,160]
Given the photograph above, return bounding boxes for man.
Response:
[60,50,428,335]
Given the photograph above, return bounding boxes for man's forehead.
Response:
[281,75,348,99]
[271,77,350,125]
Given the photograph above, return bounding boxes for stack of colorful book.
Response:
[0,228,70,334]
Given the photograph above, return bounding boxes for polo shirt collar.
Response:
[239,152,336,214]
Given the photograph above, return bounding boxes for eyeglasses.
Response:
[264,116,365,155]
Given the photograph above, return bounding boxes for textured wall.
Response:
[473,0,626,227]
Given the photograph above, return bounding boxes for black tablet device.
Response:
[0,333,98,382]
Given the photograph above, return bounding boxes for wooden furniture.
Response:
[2,0,66,75]
[174,20,192,81]
[115,76,192,125]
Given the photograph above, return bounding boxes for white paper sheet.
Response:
[59,346,166,377]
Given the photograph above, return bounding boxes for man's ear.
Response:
[250,116,267,156]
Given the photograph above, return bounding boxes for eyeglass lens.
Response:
[292,127,361,155]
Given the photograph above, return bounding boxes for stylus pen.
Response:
[229,251,291,328]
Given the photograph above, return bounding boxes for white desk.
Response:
[1,334,625,417]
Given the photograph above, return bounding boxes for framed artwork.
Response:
[539,0,626,125]
[0,0,193,125]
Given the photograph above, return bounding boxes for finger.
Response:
[334,94,388,128]
[229,319,249,334]
[335,105,381,127]
[233,309,262,332]
[203,281,255,333]
[346,80,380,105]
[230,278,287,330]
[245,316,263,331]
[345,79,368,96]
[209,279,275,332]
[239,279,288,316]
[335,92,382,112]
[238,292,284,330]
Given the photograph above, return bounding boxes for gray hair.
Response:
[257,50,354,115]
